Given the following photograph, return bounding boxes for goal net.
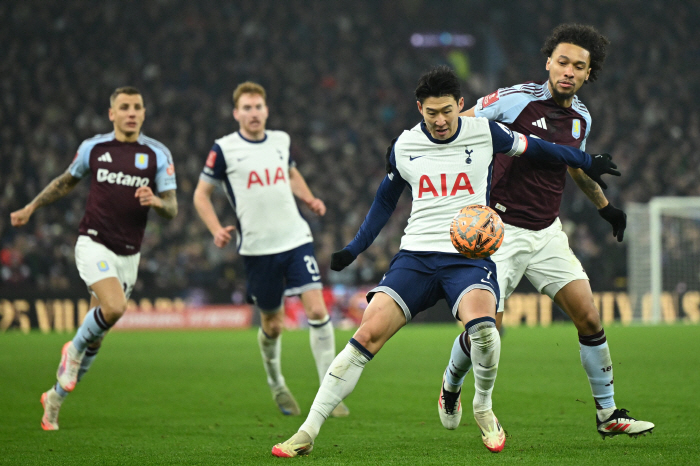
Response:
[627,197,700,323]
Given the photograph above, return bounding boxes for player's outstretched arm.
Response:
[135,187,178,219]
[568,167,626,242]
[289,166,325,216]
[193,178,236,248]
[10,170,81,227]
[331,170,405,271]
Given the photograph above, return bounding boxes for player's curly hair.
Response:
[541,23,610,83]
[415,65,462,104]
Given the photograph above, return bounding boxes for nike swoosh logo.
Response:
[312,276,321,281]
[481,279,490,284]
[329,372,346,381]
[478,363,496,369]
[409,155,428,161]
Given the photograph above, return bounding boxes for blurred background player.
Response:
[441,23,654,438]
[193,82,348,418]
[10,86,178,430]
[272,66,620,458]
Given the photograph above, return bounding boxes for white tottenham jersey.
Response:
[395,117,509,252]
[200,130,313,255]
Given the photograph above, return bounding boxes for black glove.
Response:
[384,137,398,174]
[330,249,355,271]
[598,203,627,242]
[583,153,621,189]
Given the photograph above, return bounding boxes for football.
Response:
[450,205,505,259]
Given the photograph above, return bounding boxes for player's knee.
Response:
[352,321,387,353]
[305,305,328,322]
[261,316,284,338]
[100,300,127,325]
[574,307,602,334]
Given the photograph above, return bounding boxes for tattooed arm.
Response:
[10,170,82,227]
[568,166,627,241]
[567,166,609,208]
[135,187,178,219]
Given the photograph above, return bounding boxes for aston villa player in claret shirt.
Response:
[455,24,654,438]
[10,86,177,430]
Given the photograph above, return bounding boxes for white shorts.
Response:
[492,218,588,312]
[75,235,140,299]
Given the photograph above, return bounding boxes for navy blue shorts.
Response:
[367,250,499,323]
[242,242,323,312]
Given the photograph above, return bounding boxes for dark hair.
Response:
[110,86,142,106]
[541,23,610,83]
[414,65,462,104]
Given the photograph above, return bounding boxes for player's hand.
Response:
[598,203,627,242]
[214,226,236,248]
[583,153,621,189]
[135,186,163,208]
[330,249,355,271]
[307,198,326,216]
[10,205,34,227]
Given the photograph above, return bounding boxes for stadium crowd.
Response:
[1,0,699,301]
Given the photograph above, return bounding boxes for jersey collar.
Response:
[420,117,462,144]
[237,131,268,143]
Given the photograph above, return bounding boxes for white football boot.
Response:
[56,341,84,392]
[272,385,301,416]
[40,388,64,431]
[438,373,462,429]
[271,430,314,458]
[597,408,655,439]
[474,409,506,452]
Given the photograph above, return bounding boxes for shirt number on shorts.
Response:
[304,255,321,281]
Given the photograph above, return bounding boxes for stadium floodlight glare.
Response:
[410,33,475,48]
[627,196,700,323]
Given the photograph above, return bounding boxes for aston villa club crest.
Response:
[572,119,581,139]
[135,153,149,169]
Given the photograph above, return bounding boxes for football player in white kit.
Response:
[193,82,348,418]
[272,66,619,457]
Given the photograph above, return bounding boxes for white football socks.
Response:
[579,329,616,418]
[467,317,501,414]
[444,331,472,392]
[300,339,372,440]
[308,316,336,384]
[258,328,286,390]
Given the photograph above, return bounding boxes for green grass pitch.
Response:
[1,324,699,465]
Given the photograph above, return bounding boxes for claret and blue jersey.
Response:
[69,131,176,255]
[475,81,593,230]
